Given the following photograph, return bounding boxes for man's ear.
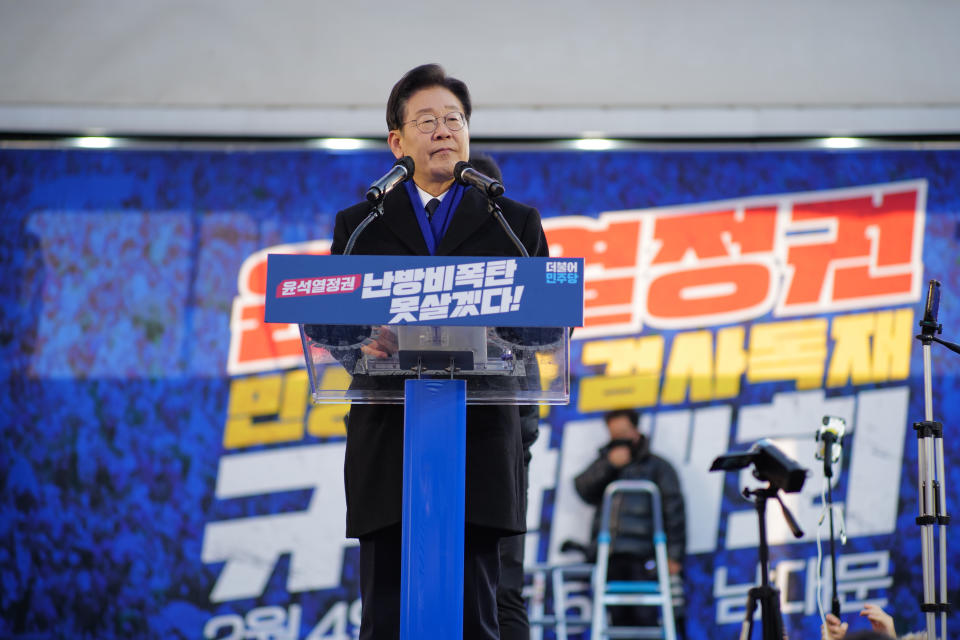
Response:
[387,130,403,159]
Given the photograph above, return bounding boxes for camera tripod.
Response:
[915,280,954,640]
[739,485,804,640]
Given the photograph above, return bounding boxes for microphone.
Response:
[920,279,942,335]
[816,415,846,464]
[365,156,415,203]
[454,161,505,197]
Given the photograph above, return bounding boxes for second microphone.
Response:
[454,161,505,198]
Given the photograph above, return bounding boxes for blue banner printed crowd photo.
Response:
[2,146,959,639]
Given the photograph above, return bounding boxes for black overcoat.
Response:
[330,185,549,538]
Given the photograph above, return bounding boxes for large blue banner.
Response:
[2,146,958,639]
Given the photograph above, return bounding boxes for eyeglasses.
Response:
[404,111,466,134]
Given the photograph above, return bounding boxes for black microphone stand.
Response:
[913,279,954,640]
[739,485,804,640]
[454,160,527,257]
[820,430,842,618]
[344,199,385,256]
[487,198,529,258]
[302,197,383,359]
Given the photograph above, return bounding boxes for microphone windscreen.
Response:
[397,155,415,176]
[453,161,471,183]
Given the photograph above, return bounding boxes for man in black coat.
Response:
[327,64,549,640]
[574,409,687,632]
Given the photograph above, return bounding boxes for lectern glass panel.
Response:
[300,323,570,405]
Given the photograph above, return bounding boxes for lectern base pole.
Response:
[400,379,467,640]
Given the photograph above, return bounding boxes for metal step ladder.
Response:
[591,480,678,640]
[527,479,679,640]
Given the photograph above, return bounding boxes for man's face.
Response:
[606,415,640,442]
[388,85,469,192]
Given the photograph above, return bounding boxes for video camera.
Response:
[710,439,808,494]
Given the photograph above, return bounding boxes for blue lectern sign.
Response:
[264,254,584,327]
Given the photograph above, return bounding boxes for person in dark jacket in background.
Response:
[574,408,686,633]
[470,151,539,640]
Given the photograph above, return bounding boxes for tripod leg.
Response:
[739,589,758,640]
[935,436,949,640]
[920,435,937,637]
[919,343,938,640]
[759,586,784,640]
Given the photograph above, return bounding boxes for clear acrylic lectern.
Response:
[265,253,581,640]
